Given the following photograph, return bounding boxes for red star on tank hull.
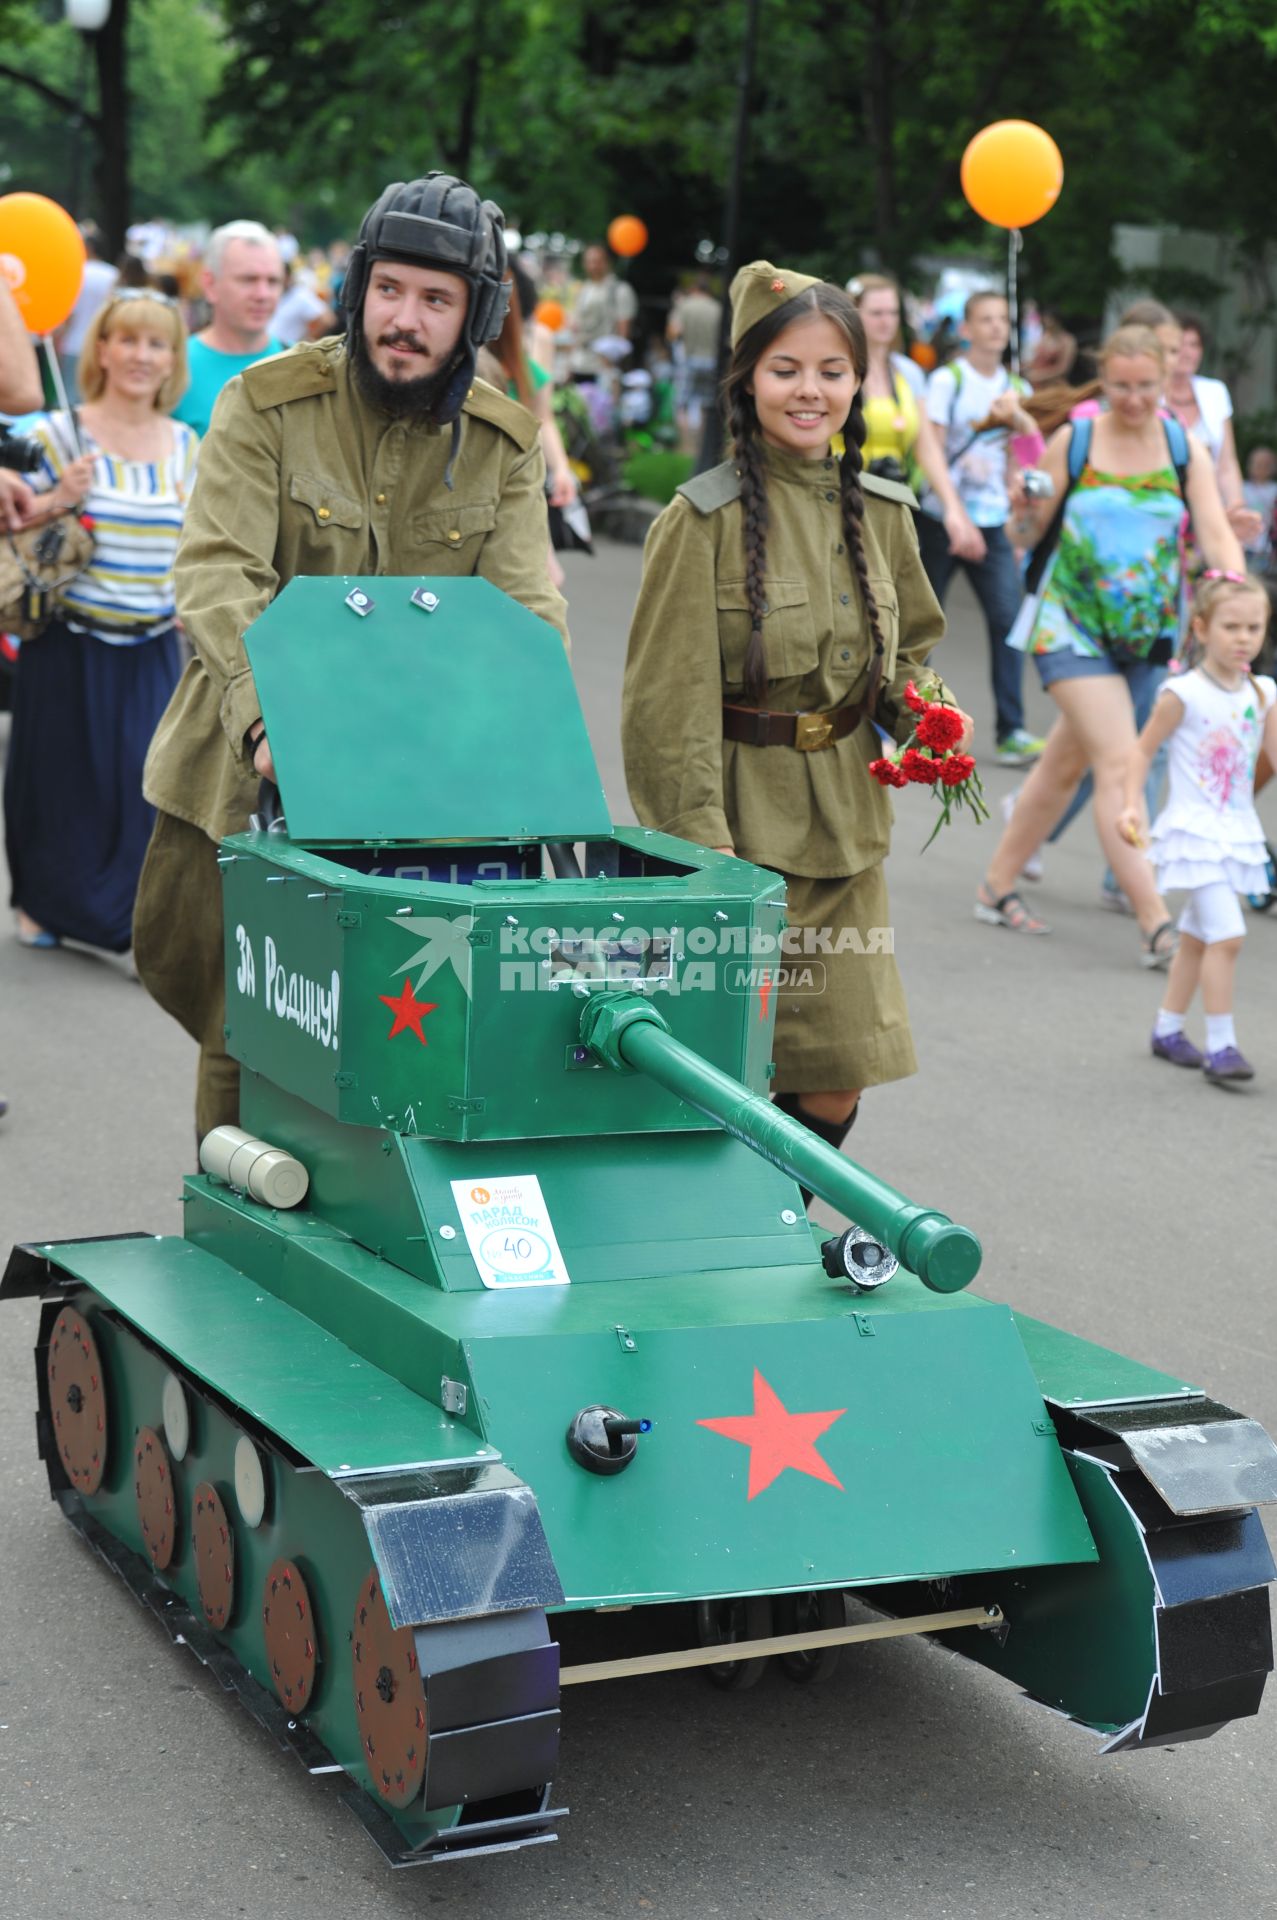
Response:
[698,1368,847,1499]
[378,979,438,1044]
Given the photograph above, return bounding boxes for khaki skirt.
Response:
[770,863,916,1094]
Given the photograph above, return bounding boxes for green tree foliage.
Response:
[208,0,1277,322]
[0,4,102,215]
[1,0,1276,335]
[0,0,227,241]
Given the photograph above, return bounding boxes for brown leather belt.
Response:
[722,658,882,751]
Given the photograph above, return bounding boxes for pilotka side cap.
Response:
[729,259,830,347]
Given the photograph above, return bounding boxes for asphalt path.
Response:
[2,541,1275,1919]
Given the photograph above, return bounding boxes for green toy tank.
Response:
[7,578,1277,1863]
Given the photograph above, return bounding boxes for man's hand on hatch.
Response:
[249,723,277,784]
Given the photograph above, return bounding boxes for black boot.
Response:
[773,1093,859,1207]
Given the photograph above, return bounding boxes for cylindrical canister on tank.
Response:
[199,1126,310,1209]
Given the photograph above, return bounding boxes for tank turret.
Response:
[6,578,1276,1866]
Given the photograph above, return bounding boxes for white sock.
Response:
[1205,1014,1237,1051]
[1154,1009,1185,1038]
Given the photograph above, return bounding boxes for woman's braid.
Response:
[839,389,886,687]
[728,386,771,704]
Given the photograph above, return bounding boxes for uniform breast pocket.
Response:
[717,576,818,688]
[288,471,364,534]
[414,501,498,568]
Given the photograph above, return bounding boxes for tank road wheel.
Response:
[46,1309,108,1495]
[262,1559,318,1713]
[191,1483,235,1631]
[774,1589,847,1684]
[695,1596,773,1691]
[133,1427,178,1569]
[351,1568,428,1809]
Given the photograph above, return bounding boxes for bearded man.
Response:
[134,174,567,1137]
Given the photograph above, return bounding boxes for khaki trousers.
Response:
[133,811,239,1139]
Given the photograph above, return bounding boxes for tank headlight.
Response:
[821,1226,898,1292]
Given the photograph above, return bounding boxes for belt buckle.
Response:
[794,711,835,751]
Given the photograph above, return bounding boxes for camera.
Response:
[0,424,42,474]
[867,455,908,485]
[1021,467,1055,500]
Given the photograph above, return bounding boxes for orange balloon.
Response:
[960,121,1063,230]
[0,192,85,333]
[607,215,648,259]
[909,341,937,372]
[534,298,565,332]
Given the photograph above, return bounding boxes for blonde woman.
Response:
[5,288,195,952]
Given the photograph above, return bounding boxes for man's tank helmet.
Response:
[342,173,511,423]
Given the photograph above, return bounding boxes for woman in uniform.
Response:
[622,262,969,1181]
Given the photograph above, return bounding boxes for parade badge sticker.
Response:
[448,1174,572,1289]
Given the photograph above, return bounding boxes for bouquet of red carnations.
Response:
[867,682,988,850]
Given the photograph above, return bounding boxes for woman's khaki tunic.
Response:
[622,445,951,1092]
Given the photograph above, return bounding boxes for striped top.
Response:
[32,411,199,644]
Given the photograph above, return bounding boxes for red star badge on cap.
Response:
[771,277,786,292]
[378,979,438,1044]
[698,1369,846,1500]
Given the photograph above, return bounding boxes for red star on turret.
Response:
[378,979,438,1044]
[698,1369,846,1500]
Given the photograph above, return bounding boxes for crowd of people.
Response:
[1,176,1275,1138]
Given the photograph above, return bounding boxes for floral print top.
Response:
[1025,462,1184,660]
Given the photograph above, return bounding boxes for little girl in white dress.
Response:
[1119,572,1277,1084]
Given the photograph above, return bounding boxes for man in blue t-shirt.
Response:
[174,220,286,438]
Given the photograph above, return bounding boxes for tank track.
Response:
[10,1245,565,1865]
[56,1487,564,1864]
[863,1415,1274,1747]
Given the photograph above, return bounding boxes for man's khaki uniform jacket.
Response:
[622,446,952,879]
[144,336,568,842]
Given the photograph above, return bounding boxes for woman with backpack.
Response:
[975,322,1247,964]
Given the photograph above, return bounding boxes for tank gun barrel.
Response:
[579,995,981,1294]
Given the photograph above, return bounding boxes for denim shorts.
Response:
[1034,648,1170,705]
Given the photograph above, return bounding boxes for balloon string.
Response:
[41,336,80,450]
[1007,229,1022,377]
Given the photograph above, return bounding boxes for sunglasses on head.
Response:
[105,287,179,312]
